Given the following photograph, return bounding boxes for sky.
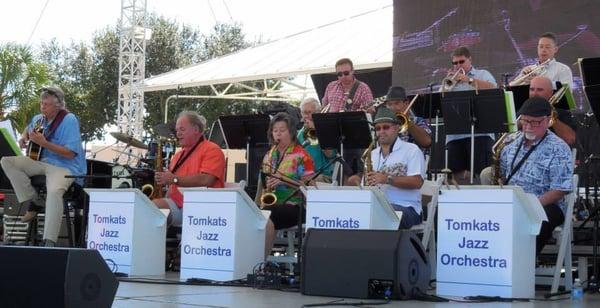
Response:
[0,0,392,46]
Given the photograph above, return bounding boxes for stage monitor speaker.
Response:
[301,229,430,300]
[0,246,118,308]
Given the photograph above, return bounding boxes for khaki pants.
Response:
[1,156,73,242]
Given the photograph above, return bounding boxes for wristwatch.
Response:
[468,77,474,85]
[172,177,179,184]
[386,175,393,185]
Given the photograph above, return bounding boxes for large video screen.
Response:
[392,0,600,111]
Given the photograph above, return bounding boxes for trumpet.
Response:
[509,58,551,87]
[396,94,419,134]
[441,68,466,92]
[302,127,319,146]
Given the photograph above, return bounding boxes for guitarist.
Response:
[1,86,86,247]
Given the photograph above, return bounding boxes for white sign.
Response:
[87,200,135,273]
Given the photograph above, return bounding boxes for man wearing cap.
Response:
[384,86,432,149]
[1,86,86,247]
[347,107,425,229]
[499,96,573,254]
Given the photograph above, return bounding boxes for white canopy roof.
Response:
[143,5,392,93]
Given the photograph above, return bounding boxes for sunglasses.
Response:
[41,87,62,101]
[336,70,351,77]
[375,124,392,131]
[452,59,466,65]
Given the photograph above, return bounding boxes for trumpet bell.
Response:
[303,128,319,146]
[397,113,410,134]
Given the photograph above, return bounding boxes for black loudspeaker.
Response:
[0,247,118,308]
[301,229,430,300]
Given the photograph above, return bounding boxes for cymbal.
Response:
[110,132,148,149]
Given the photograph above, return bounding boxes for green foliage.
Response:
[0,43,49,129]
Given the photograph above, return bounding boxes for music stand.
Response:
[312,112,372,182]
[441,89,514,183]
[577,57,600,293]
[0,128,22,190]
[218,114,271,187]
[409,92,445,178]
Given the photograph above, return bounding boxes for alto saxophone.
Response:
[142,140,165,199]
[491,132,517,186]
[361,138,377,186]
[260,144,278,207]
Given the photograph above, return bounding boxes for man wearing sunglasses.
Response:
[445,46,497,184]
[347,107,425,229]
[321,58,374,113]
[1,86,86,247]
[498,97,573,255]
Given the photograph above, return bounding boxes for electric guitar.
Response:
[26,118,44,161]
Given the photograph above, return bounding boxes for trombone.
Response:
[508,58,551,87]
[396,94,419,134]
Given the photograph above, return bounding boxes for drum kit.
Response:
[86,124,177,197]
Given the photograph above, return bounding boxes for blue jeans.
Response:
[392,205,422,229]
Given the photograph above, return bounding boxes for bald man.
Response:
[529,76,577,146]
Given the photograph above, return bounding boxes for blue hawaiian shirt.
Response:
[500,131,573,212]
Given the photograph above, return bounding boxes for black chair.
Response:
[27,175,87,247]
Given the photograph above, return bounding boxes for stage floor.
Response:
[113,273,600,307]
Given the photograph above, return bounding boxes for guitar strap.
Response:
[38,110,69,160]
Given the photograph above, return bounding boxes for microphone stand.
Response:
[426,82,436,180]
[264,155,342,279]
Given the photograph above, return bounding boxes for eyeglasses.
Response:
[518,117,547,127]
[451,59,466,65]
[375,124,392,131]
[336,70,351,77]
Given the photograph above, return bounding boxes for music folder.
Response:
[408,92,443,119]
[441,89,513,135]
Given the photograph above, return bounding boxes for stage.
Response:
[112,273,600,307]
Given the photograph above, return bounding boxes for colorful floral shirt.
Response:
[262,143,315,204]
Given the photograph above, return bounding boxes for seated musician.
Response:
[153,111,225,227]
[1,86,86,247]
[529,76,576,146]
[347,107,425,229]
[297,97,336,182]
[499,97,573,255]
[261,112,315,258]
[383,86,432,150]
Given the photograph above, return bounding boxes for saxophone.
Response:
[361,138,377,186]
[259,144,278,207]
[142,140,165,199]
[491,132,517,186]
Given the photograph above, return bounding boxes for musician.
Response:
[529,76,576,146]
[513,32,573,86]
[1,86,86,247]
[445,46,497,184]
[153,111,225,227]
[347,107,425,229]
[499,97,573,254]
[321,58,374,113]
[384,86,432,149]
[262,112,315,257]
[297,97,335,181]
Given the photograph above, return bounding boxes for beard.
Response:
[524,132,537,140]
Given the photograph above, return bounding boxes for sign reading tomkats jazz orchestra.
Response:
[436,187,546,298]
[180,188,267,282]
[86,189,167,276]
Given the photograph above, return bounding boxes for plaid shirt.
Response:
[322,79,373,112]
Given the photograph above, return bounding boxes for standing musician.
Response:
[153,111,225,227]
[347,107,425,229]
[512,32,573,86]
[321,58,374,113]
[1,86,86,247]
[384,86,432,150]
[297,97,336,182]
[499,97,573,255]
[261,112,315,258]
[445,46,497,184]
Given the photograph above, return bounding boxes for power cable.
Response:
[27,0,51,45]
